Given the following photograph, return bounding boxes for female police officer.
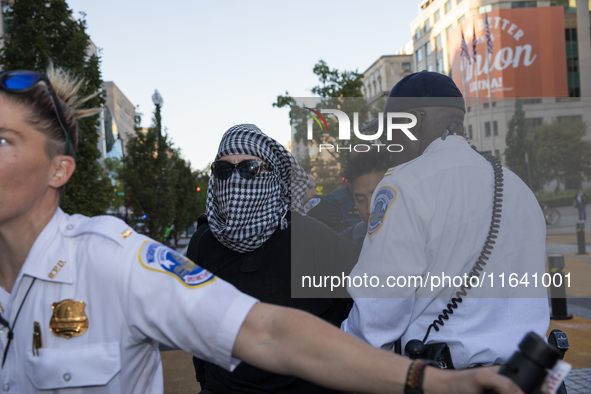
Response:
[0,67,520,394]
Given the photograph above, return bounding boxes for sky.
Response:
[67,0,420,170]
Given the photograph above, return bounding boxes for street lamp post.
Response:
[152,89,163,142]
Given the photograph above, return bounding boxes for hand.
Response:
[423,367,522,394]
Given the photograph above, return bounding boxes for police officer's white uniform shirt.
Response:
[341,136,550,368]
[0,208,257,393]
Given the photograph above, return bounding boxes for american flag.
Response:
[484,13,493,54]
[472,25,478,63]
[461,29,470,63]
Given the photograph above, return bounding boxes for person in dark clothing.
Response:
[574,188,587,222]
[305,185,362,232]
[188,124,360,394]
[340,149,394,248]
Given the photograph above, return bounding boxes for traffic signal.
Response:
[196,187,201,192]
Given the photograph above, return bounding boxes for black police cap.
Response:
[362,71,465,133]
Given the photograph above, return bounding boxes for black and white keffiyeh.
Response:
[206,124,309,253]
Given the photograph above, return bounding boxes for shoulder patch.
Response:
[367,186,397,237]
[384,167,396,177]
[60,214,133,246]
[304,197,321,213]
[138,241,216,288]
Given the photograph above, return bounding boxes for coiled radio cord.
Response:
[422,154,504,343]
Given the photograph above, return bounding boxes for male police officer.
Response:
[341,71,549,369]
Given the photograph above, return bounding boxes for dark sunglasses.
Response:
[0,70,72,156]
[211,159,271,180]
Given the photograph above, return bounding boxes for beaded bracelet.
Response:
[404,359,440,394]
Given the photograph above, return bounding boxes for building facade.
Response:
[409,0,591,180]
[102,81,136,159]
[361,54,415,107]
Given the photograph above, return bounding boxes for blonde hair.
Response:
[0,63,102,158]
[46,63,102,121]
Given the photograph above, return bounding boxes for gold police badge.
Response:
[49,299,89,338]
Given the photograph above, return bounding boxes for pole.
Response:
[460,58,467,99]
[486,51,495,157]
[525,152,533,190]
[547,255,572,320]
[474,57,482,151]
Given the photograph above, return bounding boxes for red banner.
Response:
[449,7,568,98]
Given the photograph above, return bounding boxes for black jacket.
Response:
[187,212,360,394]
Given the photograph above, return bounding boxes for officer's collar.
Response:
[19,208,74,285]
[422,134,468,157]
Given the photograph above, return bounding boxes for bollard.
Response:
[577,222,587,255]
[547,255,572,320]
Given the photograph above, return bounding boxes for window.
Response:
[436,34,442,49]
[417,48,423,62]
[551,0,577,14]
[511,1,537,7]
[457,0,463,3]
[424,18,430,32]
[524,117,543,129]
[437,58,444,73]
[483,102,496,109]
[426,41,432,56]
[485,121,498,137]
[565,28,580,97]
[522,98,542,104]
[434,9,441,22]
[458,15,465,24]
[445,0,451,13]
[416,27,422,40]
[446,25,453,42]
[556,115,583,124]
[478,4,492,13]
[468,125,473,139]
[428,64,434,71]
[402,62,411,71]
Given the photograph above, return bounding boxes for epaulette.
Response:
[60,214,135,247]
[384,166,397,177]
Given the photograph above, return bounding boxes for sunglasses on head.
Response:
[211,159,271,180]
[0,70,72,156]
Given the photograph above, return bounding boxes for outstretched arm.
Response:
[233,303,520,394]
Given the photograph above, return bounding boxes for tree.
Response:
[505,98,538,190]
[169,152,198,246]
[121,110,175,241]
[104,158,126,211]
[0,0,112,215]
[534,120,591,190]
[273,60,369,193]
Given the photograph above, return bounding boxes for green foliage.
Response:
[505,98,539,190]
[273,60,368,194]
[0,0,111,216]
[121,108,176,241]
[536,188,591,207]
[170,152,198,244]
[194,167,210,217]
[533,120,591,191]
[104,158,126,209]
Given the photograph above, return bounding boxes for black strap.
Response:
[1,277,37,367]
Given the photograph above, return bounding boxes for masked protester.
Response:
[188,124,359,393]
[0,68,522,394]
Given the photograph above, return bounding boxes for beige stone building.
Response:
[361,53,414,107]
